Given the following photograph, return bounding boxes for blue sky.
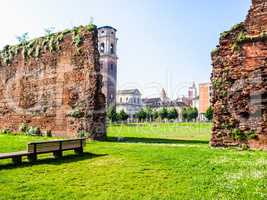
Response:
[0,0,251,98]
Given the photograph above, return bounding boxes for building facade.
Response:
[116,89,142,118]
[199,83,212,120]
[192,96,200,112]
[98,26,118,108]
[188,82,197,105]
[142,89,187,121]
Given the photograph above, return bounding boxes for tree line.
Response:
[107,106,213,123]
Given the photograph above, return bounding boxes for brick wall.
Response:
[0,25,106,140]
[211,0,267,149]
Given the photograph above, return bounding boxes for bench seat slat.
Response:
[62,140,85,150]
[0,139,86,163]
[28,143,60,153]
[28,139,86,153]
[28,139,86,145]
[0,151,30,159]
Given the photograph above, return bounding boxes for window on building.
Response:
[110,43,114,54]
[120,97,122,103]
[100,43,105,53]
[110,64,113,72]
[126,97,128,102]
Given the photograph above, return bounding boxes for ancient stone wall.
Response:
[211,0,267,149]
[0,25,106,140]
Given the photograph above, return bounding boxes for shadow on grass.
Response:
[107,136,209,145]
[0,152,107,170]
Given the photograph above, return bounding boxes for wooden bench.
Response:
[0,138,86,165]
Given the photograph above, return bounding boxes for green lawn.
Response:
[108,122,211,141]
[0,123,267,200]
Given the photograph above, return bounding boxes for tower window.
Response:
[100,43,105,53]
[110,43,114,54]
[110,64,113,72]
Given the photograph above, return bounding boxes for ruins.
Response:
[211,0,267,149]
[0,24,106,139]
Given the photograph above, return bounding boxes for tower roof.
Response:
[160,88,168,101]
[98,26,117,31]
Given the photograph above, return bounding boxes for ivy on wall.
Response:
[0,23,96,65]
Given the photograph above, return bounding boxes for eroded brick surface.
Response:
[211,0,267,149]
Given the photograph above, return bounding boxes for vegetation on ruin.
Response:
[211,69,232,99]
[220,23,244,40]
[3,123,47,137]
[237,31,267,44]
[211,47,220,55]
[78,130,91,138]
[25,127,42,136]
[217,22,267,53]
[1,123,267,199]
[231,30,267,52]
[230,128,258,142]
[0,23,97,65]
[212,23,245,55]
[68,108,85,118]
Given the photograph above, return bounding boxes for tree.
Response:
[182,108,188,121]
[205,106,213,121]
[16,32,29,44]
[187,107,198,121]
[159,107,168,120]
[153,110,159,120]
[144,107,153,121]
[118,110,129,122]
[168,108,178,120]
[107,106,118,123]
[136,108,147,122]
[182,107,198,121]
[191,107,198,121]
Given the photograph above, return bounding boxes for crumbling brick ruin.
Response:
[211,0,267,149]
[0,24,106,139]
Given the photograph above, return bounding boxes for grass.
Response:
[0,123,267,200]
[108,122,211,141]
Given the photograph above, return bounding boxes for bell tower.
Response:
[98,26,118,108]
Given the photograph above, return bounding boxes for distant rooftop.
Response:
[142,97,187,108]
[117,89,141,95]
[98,26,117,31]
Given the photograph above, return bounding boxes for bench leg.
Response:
[53,151,63,159]
[28,154,37,163]
[12,156,22,165]
[74,148,83,155]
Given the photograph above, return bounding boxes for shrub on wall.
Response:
[26,127,42,136]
